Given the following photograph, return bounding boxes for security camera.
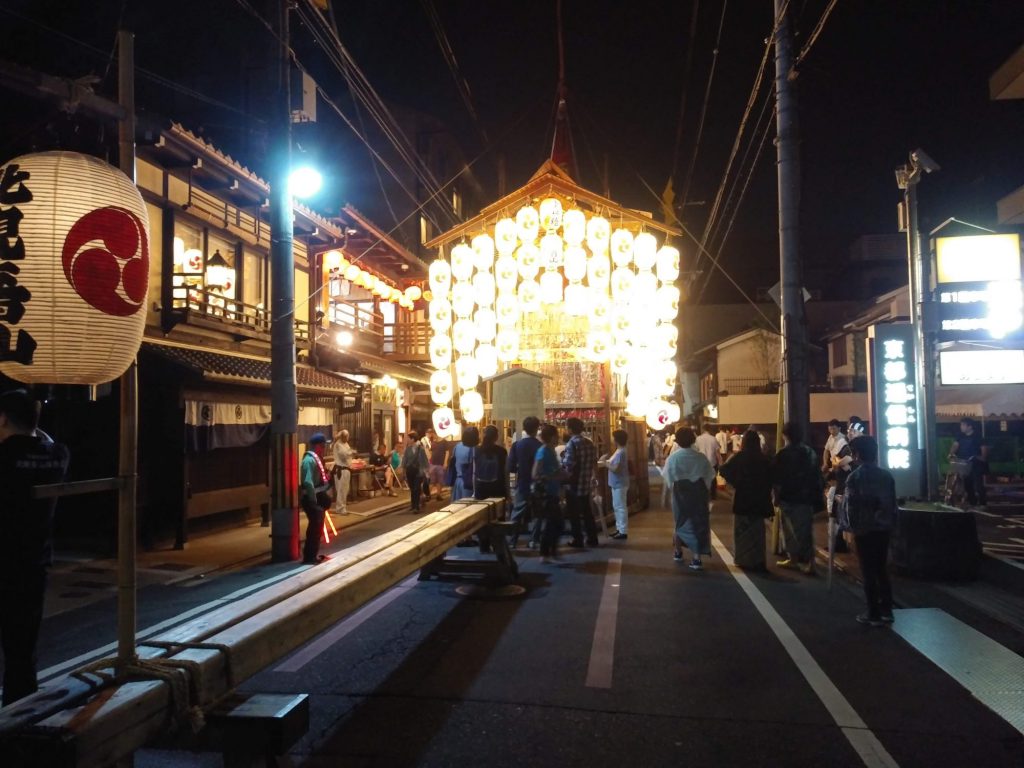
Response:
[910,148,940,173]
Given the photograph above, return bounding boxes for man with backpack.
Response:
[403,432,429,513]
[473,424,509,502]
[772,421,824,575]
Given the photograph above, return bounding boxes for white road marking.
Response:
[585,558,623,689]
[274,576,419,673]
[710,532,899,768]
[972,509,1002,518]
[38,563,307,683]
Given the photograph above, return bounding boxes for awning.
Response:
[934,384,1024,418]
[143,341,362,396]
[337,348,432,386]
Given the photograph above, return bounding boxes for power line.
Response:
[795,0,839,66]
[669,0,701,183]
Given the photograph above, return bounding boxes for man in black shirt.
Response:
[0,389,69,706]
[950,418,988,509]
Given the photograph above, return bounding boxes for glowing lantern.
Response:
[540,233,564,269]
[357,270,372,288]
[540,270,563,304]
[460,390,484,422]
[430,370,453,405]
[429,258,452,294]
[390,287,403,303]
[656,245,680,282]
[456,355,480,390]
[452,318,477,353]
[475,343,498,378]
[658,360,678,391]
[496,329,520,362]
[366,274,379,294]
[634,271,658,299]
[451,243,474,281]
[612,306,632,340]
[376,281,392,298]
[474,307,497,342]
[564,246,587,282]
[587,254,611,286]
[611,344,631,374]
[587,331,611,362]
[429,334,452,369]
[589,295,612,326]
[0,152,150,384]
[565,283,587,316]
[429,297,452,330]
[611,267,635,298]
[539,197,563,231]
[657,321,679,351]
[626,394,647,418]
[404,285,422,302]
[633,232,658,271]
[518,279,540,312]
[472,272,496,306]
[432,407,456,438]
[563,209,586,246]
[495,255,518,291]
[587,216,610,253]
[516,205,539,243]
[452,282,475,317]
[656,285,680,320]
[323,250,343,269]
[472,233,495,270]
[495,217,517,255]
[645,398,674,431]
[516,243,540,280]
[344,264,360,281]
[496,294,519,326]
[611,229,634,267]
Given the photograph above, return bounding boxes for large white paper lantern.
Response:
[429,297,453,331]
[634,271,658,299]
[611,344,631,374]
[587,254,611,286]
[587,331,611,362]
[495,294,520,327]
[540,269,563,304]
[496,329,520,362]
[611,267,635,299]
[0,152,150,384]
[611,229,634,267]
[428,258,452,294]
[516,206,539,243]
[656,285,680,320]
[430,370,453,405]
[589,294,612,326]
[562,209,586,246]
[633,232,658,271]
[656,245,680,282]
[564,246,587,282]
[657,321,679,351]
[475,343,499,378]
[456,355,479,390]
[474,307,497,342]
[612,306,632,340]
[429,333,452,369]
[518,279,540,313]
[540,233,564,269]
[645,398,675,431]
[471,233,495,270]
[586,216,610,254]
[516,243,540,280]
[452,318,477,353]
[495,255,518,291]
[432,407,457,438]
[495,218,517,255]
[460,390,484,422]
[452,282,475,317]
[564,283,587,316]
[539,197,563,232]
[472,272,496,306]
[450,243,474,281]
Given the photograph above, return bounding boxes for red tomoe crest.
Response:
[437,415,452,431]
[61,206,149,317]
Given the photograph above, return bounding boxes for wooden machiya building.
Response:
[37,122,433,550]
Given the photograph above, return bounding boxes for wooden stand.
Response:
[418,521,519,587]
[207,693,309,768]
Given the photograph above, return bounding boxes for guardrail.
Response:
[0,498,506,768]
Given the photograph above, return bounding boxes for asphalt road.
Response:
[121,500,1024,768]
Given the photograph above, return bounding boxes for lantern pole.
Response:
[116,28,139,672]
[269,0,300,562]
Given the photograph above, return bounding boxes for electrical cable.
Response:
[795,0,839,66]
[669,0,701,185]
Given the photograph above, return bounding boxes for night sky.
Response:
[2,0,1023,302]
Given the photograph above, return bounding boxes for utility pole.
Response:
[896,149,940,500]
[773,0,809,430]
[269,0,299,562]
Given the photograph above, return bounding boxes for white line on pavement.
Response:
[710,532,899,768]
[274,576,420,673]
[585,558,623,689]
[38,564,307,683]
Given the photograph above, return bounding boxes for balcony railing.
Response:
[169,282,309,346]
[387,319,430,361]
[720,377,780,395]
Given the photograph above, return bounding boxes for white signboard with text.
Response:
[871,323,920,498]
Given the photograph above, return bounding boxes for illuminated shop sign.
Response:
[934,234,1023,343]
[939,349,1024,385]
[871,323,919,497]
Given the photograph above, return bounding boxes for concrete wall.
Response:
[718,392,870,427]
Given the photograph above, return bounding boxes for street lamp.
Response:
[289,166,323,199]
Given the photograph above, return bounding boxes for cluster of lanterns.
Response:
[427,196,682,435]
[323,249,420,310]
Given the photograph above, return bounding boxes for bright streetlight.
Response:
[289,166,322,199]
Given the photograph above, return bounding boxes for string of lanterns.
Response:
[323,249,420,310]
[427,195,683,436]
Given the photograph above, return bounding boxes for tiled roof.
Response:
[144,343,361,395]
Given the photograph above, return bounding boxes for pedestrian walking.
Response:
[839,436,897,626]
[561,417,599,548]
[533,423,567,563]
[474,425,509,502]
[719,430,773,571]
[604,429,630,539]
[449,426,479,502]
[715,424,730,461]
[949,418,988,510]
[663,427,717,570]
[822,418,852,553]
[419,428,435,501]
[0,389,70,706]
[506,415,542,548]
[403,431,429,513]
[300,433,332,564]
[695,423,722,499]
[331,429,353,515]
[772,422,825,575]
[428,435,450,500]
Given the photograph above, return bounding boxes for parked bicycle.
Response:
[943,457,972,508]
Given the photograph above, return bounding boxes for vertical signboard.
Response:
[871,323,920,498]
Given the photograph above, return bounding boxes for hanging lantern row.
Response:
[426,196,683,427]
[323,249,421,310]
